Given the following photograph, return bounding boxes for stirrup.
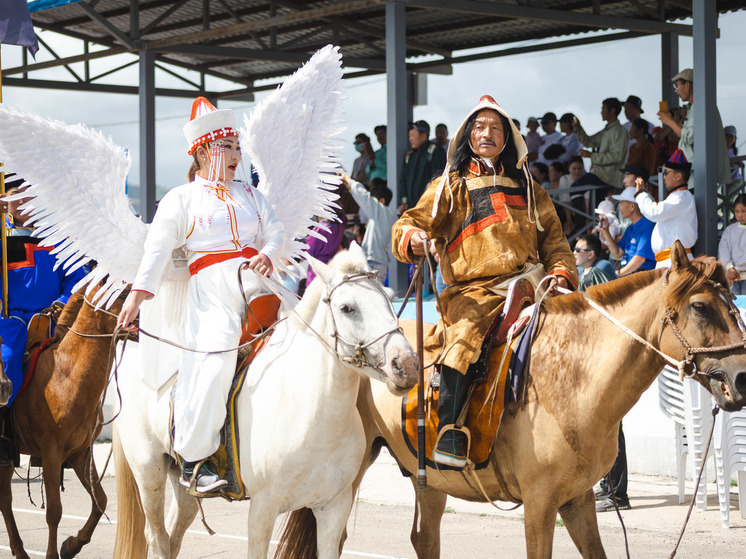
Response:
[433,424,471,468]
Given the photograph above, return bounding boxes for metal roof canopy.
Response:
[3,0,741,293]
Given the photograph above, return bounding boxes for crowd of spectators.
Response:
[293,66,743,301]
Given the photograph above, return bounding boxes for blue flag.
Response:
[0,0,39,57]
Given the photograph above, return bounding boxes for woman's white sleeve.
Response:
[254,190,286,265]
[132,190,187,295]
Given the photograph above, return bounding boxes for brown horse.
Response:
[279,243,746,558]
[0,287,123,559]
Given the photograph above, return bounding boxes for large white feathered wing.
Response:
[0,104,147,306]
[241,44,345,273]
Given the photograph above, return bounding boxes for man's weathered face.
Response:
[409,129,427,150]
[6,186,32,227]
[663,167,685,190]
[470,109,505,160]
[618,200,636,220]
[573,240,595,268]
[601,103,612,122]
[623,103,640,122]
[674,80,692,102]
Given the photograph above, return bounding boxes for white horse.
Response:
[111,246,419,559]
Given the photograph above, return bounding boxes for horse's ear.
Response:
[670,240,691,272]
[347,241,367,266]
[306,254,333,284]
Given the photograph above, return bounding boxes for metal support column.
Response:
[661,32,679,109]
[139,47,156,222]
[692,0,718,257]
[386,0,408,294]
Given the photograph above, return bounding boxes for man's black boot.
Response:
[433,366,470,468]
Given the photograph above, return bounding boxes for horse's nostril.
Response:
[735,372,746,395]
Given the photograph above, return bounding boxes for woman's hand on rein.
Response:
[117,290,150,330]
[248,253,273,277]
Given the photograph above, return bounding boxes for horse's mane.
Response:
[56,292,85,329]
[542,255,728,315]
[664,255,728,308]
[292,250,370,326]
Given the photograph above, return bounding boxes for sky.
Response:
[2,9,746,207]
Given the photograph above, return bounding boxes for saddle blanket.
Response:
[401,311,534,471]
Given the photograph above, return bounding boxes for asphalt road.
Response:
[0,445,744,558]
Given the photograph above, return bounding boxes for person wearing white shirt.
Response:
[718,194,746,294]
[340,174,397,283]
[536,112,564,166]
[634,149,697,268]
[558,113,581,163]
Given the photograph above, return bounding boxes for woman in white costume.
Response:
[117,97,285,493]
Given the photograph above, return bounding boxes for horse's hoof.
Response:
[60,538,76,559]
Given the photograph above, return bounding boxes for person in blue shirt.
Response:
[598,186,656,276]
[0,177,86,465]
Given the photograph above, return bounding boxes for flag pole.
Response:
[0,44,8,318]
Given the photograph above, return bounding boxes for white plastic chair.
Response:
[681,377,716,511]
[657,367,688,503]
[657,366,714,508]
[714,407,746,528]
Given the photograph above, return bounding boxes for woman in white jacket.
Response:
[118,97,285,492]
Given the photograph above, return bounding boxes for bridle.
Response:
[322,271,403,372]
[244,265,403,376]
[584,269,746,381]
[660,270,746,379]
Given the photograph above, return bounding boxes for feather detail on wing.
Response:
[240,44,345,274]
[0,104,147,306]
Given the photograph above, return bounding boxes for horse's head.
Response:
[662,241,746,411]
[0,335,10,407]
[305,244,418,395]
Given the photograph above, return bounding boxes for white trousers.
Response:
[173,258,259,462]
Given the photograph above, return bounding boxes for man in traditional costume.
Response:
[391,96,578,468]
[118,98,285,492]
[634,149,697,268]
[0,174,86,465]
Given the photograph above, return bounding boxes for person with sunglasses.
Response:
[573,234,616,291]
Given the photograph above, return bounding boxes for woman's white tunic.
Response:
[132,175,284,461]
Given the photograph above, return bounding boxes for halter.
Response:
[584,269,746,381]
[660,269,746,379]
[245,265,403,376]
[321,271,403,373]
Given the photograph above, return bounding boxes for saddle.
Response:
[406,278,537,470]
[175,293,281,499]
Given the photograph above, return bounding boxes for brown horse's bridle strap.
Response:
[660,270,746,380]
[586,270,746,381]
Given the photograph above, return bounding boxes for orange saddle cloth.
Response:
[401,334,520,470]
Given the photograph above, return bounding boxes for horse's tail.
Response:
[273,507,317,559]
[112,424,148,559]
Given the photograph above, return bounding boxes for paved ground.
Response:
[0,444,744,558]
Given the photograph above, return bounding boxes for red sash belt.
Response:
[189,247,259,276]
